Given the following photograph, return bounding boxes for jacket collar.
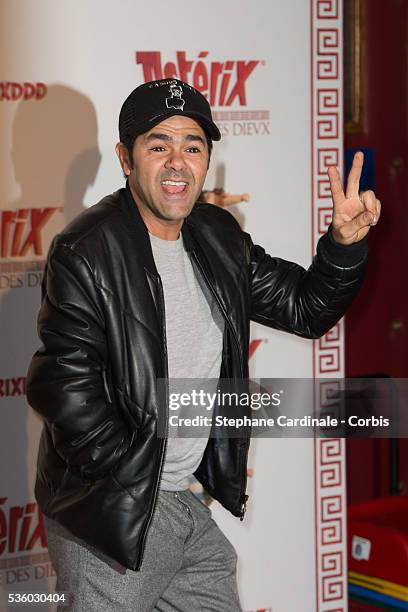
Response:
[119,182,228,322]
[120,182,159,277]
[121,180,198,272]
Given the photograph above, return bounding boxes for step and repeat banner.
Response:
[0,1,345,610]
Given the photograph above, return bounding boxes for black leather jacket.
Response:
[26,184,367,570]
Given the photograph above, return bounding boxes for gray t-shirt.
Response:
[150,231,224,490]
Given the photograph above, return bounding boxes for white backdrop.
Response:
[0,1,346,610]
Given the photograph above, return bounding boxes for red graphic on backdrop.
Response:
[249,339,266,359]
[0,499,46,556]
[0,208,58,258]
[0,377,26,397]
[0,82,47,101]
[136,52,261,106]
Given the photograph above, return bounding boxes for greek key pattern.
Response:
[312,1,347,610]
[316,438,347,610]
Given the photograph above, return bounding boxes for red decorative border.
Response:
[317,0,339,19]
[311,1,347,611]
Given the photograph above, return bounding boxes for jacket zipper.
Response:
[135,275,169,570]
[190,251,250,520]
[136,247,251,569]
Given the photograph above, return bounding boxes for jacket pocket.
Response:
[42,464,70,515]
[70,417,115,448]
[113,385,147,432]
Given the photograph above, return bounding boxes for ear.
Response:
[115,142,132,176]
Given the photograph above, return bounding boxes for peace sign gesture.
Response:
[328,151,381,245]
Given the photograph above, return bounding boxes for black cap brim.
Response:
[132,109,221,141]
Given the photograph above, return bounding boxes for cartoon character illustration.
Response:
[166,83,185,110]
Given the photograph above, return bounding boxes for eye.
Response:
[186,146,201,153]
[150,146,166,152]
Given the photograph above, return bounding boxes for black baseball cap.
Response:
[119,78,221,144]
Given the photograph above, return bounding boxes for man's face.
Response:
[117,115,209,232]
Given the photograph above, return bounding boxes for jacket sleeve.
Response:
[246,227,368,339]
[26,240,132,480]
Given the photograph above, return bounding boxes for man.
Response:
[26,78,380,611]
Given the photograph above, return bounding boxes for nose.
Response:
[164,148,186,173]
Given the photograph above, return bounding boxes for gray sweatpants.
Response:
[44,489,242,611]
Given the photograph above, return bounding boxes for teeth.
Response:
[162,180,188,186]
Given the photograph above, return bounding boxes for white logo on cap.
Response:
[166,83,185,111]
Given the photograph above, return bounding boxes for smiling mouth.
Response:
[161,180,189,195]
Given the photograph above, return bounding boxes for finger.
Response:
[349,209,375,235]
[368,199,381,226]
[360,190,377,218]
[328,165,345,208]
[375,199,381,223]
[346,151,364,198]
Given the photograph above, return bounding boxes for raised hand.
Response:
[328,151,381,245]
